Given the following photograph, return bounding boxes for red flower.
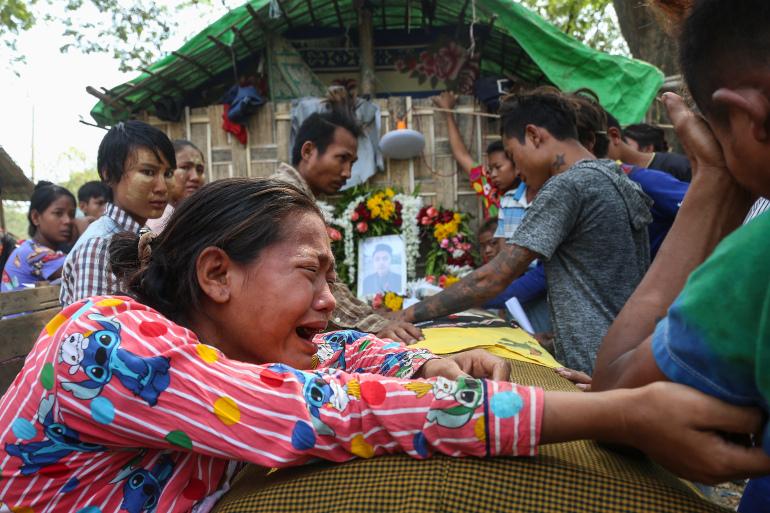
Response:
[394,216,403,228]
[327,227,342,241]
[356,221,369,233]
[372,293,384,309]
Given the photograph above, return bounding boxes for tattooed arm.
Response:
[399,244,538,323]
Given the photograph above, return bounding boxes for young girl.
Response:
[2,182,75,291]
[60,121,176,306]
[0,179,765,513]
[146,140,206,233]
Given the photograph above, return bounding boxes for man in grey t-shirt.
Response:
[396,90,651,373]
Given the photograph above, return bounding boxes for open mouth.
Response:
[295,326,325,341]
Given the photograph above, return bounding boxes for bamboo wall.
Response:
[143,95,500,231]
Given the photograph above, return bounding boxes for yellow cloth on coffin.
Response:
[411,326,562,368]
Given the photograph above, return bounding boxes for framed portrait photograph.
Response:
[357,235,407,298]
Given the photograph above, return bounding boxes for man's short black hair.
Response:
[606,112,621,131]
[97,120,176,185]
[373,243,392,256]
[291,110,363,166]
[623,123,669,152]
[78,181,112,203]
[486,140,505,155]
[498,90,579,143]
[675,0,770,116]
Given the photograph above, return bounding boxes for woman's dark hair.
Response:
[485,140,505,156]
[653,0,770,116]
[498,89,579,143]
[97,121,177,184]
[173,139,204,160]
[109,178,321,324]
[623,123,669,152]
[568,91,610,159]
[291,111,363,166]
[28,181,76,237]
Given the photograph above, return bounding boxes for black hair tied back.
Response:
[109,177,321,325]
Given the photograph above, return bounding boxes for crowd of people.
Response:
[1,0,769,511]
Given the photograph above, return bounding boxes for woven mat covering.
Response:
[213,360,728,513]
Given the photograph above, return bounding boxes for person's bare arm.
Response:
[432,92,475,174]
[398,244,536,323]
[592,93,755,390]
[541,382,770,484]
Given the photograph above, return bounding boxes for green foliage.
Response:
[519,0,629,55]
[0,0,36,67]
[2,200,29,239]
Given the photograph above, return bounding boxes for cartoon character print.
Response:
[406,376,484,429]
[268,364,350,437]
[380,350,428,378]
[60,314,171,406]
[5,395,105,475]
[110,453,175,513]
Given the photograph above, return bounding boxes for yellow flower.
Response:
[384,292,404,311]
[443,275,460,288]
[385,188,395,198]
[453,213,462,224]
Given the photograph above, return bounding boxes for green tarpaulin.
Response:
[90,0,663,125]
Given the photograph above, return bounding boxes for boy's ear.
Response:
[607,126,623,144]
[525,124,541,147]
[79,200,88,213]
[712,87,770,141]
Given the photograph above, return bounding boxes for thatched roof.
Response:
[0,146,33,201]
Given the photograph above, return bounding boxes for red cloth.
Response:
[222,104,248,145]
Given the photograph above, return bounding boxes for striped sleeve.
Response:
[51,299,544,467]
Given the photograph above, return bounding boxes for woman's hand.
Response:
[554,367,592,391]
[415,350,511,381]
[620,382,770,484]
[376,320,423,344]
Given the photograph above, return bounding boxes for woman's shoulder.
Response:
[47,296,198,358]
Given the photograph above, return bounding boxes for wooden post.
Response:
[357,1,376,97]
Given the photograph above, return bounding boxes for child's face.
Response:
[79,196,108,218]
[487,151,519,192]
[214,211,337,369]
[113,147,174,223]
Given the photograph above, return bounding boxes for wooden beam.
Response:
[172,51,216,78]
[140,67,185,93]
[245,3,267,32]
[304,0,319,26]
[358,2,376,96]
[231,25,258,56]
[207,34,233,59]
[86,86,130,113]
[380,0,387,30]
[331,0,345,28]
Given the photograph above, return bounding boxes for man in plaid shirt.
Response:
[60,121,176,306]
